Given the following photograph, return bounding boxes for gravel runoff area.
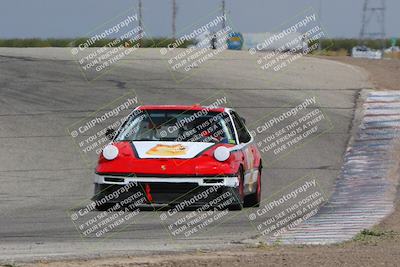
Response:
[7,56,400,267]
[325,56,400,91]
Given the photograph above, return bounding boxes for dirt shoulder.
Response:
[18,57,400,267]
[321,56,400,90]
[23,201,400,267]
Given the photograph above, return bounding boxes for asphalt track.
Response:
[0,48,371,262]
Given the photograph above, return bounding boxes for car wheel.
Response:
[244,168,261,207]
[228,167,244,211]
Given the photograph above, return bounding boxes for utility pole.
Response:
[172,0,177,40]
[360,0,386,51]
[318,0,322,51]
[138,0,143,46]
[221,0,226,30]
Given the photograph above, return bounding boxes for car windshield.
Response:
[115,109,237,144]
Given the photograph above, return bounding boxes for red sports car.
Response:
[93,105,262,211]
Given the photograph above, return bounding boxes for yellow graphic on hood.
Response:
[146,144,188,156]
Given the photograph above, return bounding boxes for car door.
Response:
[230,111,259,194]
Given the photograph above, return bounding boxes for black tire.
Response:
[228,203,243,211]
[228,167,244,211]
[95,203,115,211]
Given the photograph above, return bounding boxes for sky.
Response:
[0,0,398,39]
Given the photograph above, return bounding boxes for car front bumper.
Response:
[92,174,240,207]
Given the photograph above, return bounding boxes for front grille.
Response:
[94,182,231,206]
[137,182,198,194]
[104,177,125,183]
[203,178,224,184]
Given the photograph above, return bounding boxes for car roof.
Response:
[137,105,227,113]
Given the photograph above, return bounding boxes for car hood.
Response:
[131,141,214,159]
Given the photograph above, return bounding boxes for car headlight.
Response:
[214,146,230,162]
[103,144,119,160]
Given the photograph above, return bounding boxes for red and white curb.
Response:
[274,91,400,244]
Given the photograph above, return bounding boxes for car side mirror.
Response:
[105,128,115,141]
[239,134,247,144]
[240,116,246,125]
